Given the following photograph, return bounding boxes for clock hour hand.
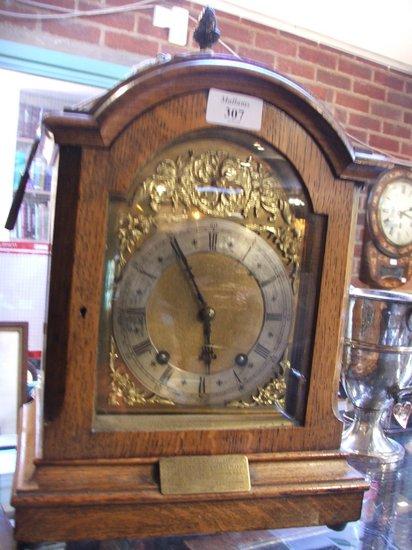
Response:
[199,308,217,374]
[399,208,412,220]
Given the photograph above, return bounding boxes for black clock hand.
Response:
[199,310,217,375]
[169,236,217,370]
[169,236,208,310]
[399,209,412,220]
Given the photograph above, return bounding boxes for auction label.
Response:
[206,88,263,131]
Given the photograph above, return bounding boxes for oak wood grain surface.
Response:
[40,91,359,460]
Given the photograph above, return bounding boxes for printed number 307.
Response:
[225,107,245,122]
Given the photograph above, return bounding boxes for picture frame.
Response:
[0,322,28,447]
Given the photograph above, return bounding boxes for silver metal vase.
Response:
[341,286,412,463]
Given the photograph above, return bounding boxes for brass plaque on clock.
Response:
[159,454,251,495]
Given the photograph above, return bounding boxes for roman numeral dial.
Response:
[112,218,293,406]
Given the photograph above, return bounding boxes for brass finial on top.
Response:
[193,6,221,50]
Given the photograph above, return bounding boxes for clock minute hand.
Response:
[169,236,217,372]
[169,236,208,310]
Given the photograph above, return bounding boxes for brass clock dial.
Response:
[113,218,293,406]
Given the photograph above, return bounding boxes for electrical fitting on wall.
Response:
[153,5,189,46]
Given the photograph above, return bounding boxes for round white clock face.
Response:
[378,179,412,247]
[112,218,293,406]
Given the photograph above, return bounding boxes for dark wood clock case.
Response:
[13,54,398,543]
[360,168,412,288]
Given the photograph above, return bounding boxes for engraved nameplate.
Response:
[159,454,251,495]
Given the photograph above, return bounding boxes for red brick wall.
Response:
[1,0,411,281]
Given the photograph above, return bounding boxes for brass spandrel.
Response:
[159,454,251,495]
[116,149,303,275]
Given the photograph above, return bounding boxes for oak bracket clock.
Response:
[12,42,410,543]
[360,168,412,288]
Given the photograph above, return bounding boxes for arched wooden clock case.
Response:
[13,54,392,543]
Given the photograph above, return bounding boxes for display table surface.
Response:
[1,431,410,549]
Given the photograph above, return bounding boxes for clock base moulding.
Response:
[13,401,367,543]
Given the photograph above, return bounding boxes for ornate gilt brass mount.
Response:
[228,359,290,409]
[117,150,302,277]
[108,337,174,407]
